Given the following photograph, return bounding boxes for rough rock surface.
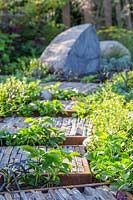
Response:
[41,81,99,94]
[0,186,119,200]
[100,41,131,60]
[40,89,52,100]
[40,24,100,77]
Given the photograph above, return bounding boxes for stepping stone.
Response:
[0,117,91,136]
[41,82,99,94]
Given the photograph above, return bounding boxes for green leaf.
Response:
[21,145,36,153]
[24,118,33,123]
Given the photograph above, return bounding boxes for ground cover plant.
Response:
[0,77,41,117]
[44,82,85,100]
[18,99,64,117]
[74,72,133,190]
[0,146,79,191]
[1,117,66,146]
[0,77,66,118]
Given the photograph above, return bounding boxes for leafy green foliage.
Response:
[100,58,133,75]
[98,26,133,59]
[21,145,79,186]
[0,146,80,190]
[74,72,133,189]
[86,132,133,190]
[0,77,41,117]
[36,100,64,116]
[112,71,133,101]
[25,59,50,78]
[80,75,98,83]
[18,100,64,117]
[45,82,82,100]
[0,0,67,74]
[4,117,66,146]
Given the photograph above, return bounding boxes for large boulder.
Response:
[40,24,100,77]
[100,41,131,60]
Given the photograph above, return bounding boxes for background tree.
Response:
[103,0,112,27]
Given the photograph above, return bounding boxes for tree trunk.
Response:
[62,1,71,28]
[124,0,132,29]
[115,0,122,27]
[83,0,96,24]
[103,0,112,27]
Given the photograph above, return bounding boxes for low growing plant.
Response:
[36,100,64,116]
[0,77,41,117]
[0,146,80,190]
[21,145,79,186]
[86,130,133,190]
[45,82,82,100]
[4,117,66,146]
[80,75,98,83]
[73,72,133,189]
[18,99,65,117]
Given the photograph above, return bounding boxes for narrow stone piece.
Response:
[71,188,86,200]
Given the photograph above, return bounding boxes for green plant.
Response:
[36,100,64,116]
[17,99,65,117]
[4,117,66,146]
[86,130,133,190]
[42,74,60,82]
[80,75,97,83]
[0,0,67,74]
[98,26,133,60]
[45,82,81,100]
[0,77,41,117]
[127,71,133,89]
[100,58,133,76]
[0,33,19,74]
[22,58,50,78]
[17,104,34,117]
[74,73,133,189]
[112,71,133,101]
[72,72,133,189]
[21,145,79,187]
[0,146,80,190]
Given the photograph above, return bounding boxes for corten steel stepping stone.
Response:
[0,146,92,187]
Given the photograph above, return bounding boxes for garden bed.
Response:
[0,136,87,146]
[0,145,92,187]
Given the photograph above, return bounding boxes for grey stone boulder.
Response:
[40,89,52,100]
[40,24,100,77]
[100,41,131,60]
